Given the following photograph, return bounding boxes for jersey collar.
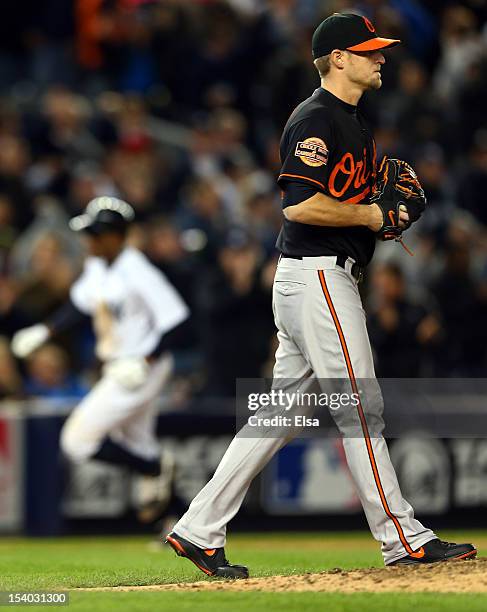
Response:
[315,87,357,114]
[107,246,131,269]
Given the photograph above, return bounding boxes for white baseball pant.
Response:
[60,354,173,462]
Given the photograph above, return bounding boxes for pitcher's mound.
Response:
[90,557,487,593]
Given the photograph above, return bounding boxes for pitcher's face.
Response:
[343,49,386,90]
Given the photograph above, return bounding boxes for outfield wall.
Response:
[0,398,486,535]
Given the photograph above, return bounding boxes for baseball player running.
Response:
[12,197,189,522]
[165,13,476,577]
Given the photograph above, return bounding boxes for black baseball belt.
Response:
[280,253,365,282]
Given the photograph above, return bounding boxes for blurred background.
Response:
[0,0,487,536]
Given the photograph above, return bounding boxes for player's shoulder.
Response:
[119,246,147,264]
[119,247,170,283]
[71,256,106,295]
[283,89,335,139]
[80,256,106,276]
[117,247,156,273]
[281,90,334,151]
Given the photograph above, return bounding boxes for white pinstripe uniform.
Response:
[60,247,189,461]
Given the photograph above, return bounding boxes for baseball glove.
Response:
[370,157,426,241]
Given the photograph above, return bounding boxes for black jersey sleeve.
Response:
[281,181,318,209]
[278,113,334,194]
[46,298,90,334]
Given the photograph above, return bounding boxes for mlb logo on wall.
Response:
[261,438,361,514]
[0,411,23,531]
[62,462,130,518]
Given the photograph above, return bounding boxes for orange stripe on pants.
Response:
[317,269,414,556]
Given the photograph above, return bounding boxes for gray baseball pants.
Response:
[174,255,435,564]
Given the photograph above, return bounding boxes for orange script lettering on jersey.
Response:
[328,143,376,200]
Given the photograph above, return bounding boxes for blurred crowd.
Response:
[1,0,487,403]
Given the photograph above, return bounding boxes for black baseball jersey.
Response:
[276,87,377,266]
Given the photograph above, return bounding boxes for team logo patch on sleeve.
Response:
[295,137,329,167]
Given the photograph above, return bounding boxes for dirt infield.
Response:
[85,558,487,593]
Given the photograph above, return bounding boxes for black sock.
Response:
[92,439,160,476]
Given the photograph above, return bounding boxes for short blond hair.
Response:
[314,55,331,78]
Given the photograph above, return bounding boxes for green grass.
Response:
[62,592,487,612]
[0,531,485,611]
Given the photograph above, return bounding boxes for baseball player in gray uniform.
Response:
[12,197,189,522]
[166,14,476,577]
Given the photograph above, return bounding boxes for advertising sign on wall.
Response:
[0,409,23,532]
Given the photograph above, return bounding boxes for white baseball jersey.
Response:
[70,247,189,361]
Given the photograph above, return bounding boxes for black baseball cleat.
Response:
[165,532,249,579]
[388,539,477,566]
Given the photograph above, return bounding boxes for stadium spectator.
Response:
[0,0,486,398]
[23,343,88,400]
[457,131,487,226]
[0,336,22,399]
[199,229,275,396]
[367,262,441,377]
[430,241,487,376]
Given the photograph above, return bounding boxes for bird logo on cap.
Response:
[363,17,375,32]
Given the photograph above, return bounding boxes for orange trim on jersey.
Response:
[343,186,370,205]
[278,173,326,191]
[317,270,415,556]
